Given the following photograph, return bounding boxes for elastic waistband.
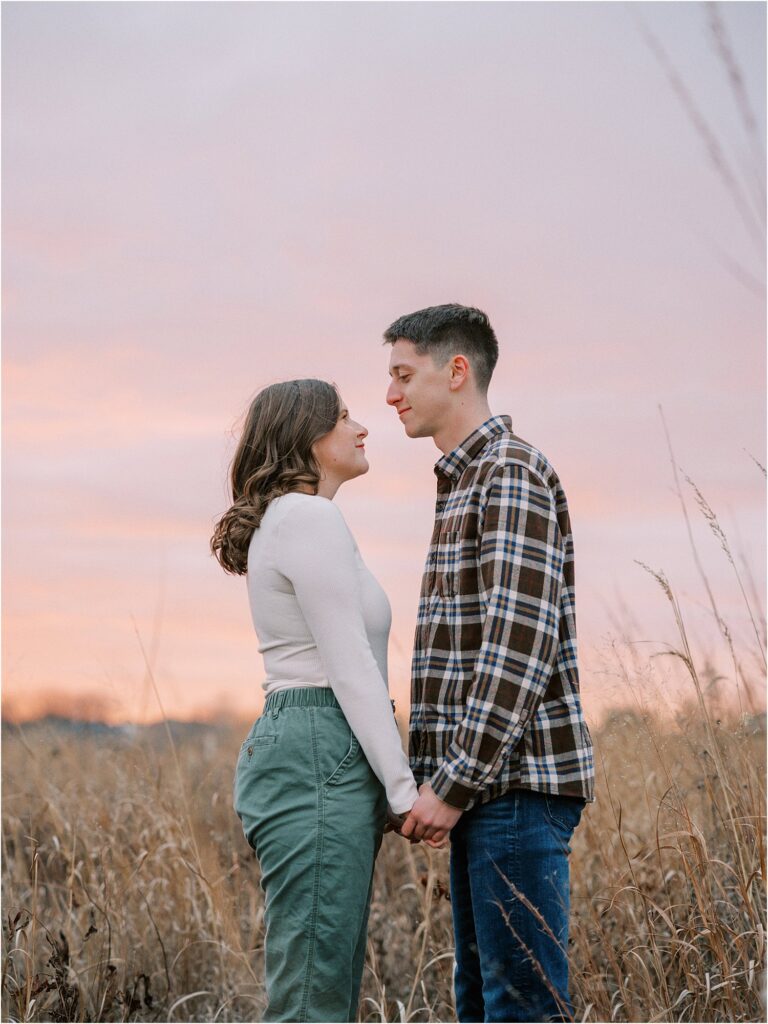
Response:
[263,687,341,712]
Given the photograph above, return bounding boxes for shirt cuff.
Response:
[429,762,477,811]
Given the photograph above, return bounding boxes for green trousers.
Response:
[233,687,387,1023]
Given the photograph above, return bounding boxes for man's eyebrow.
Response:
[388,363,415,376]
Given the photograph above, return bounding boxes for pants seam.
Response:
[451,819,484,1023]
[509,792,532,1005]
[298,707,325,1023]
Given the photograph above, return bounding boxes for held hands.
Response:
[387,784,463,848]
[386,809,448,849]
[383,808,408,835]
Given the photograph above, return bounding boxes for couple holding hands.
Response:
[211,303,595,1024]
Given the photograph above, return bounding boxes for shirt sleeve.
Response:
[429,463,565,810]
[275,499,418,815]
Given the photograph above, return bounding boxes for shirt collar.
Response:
[434,414,513,481]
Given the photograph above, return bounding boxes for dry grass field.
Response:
[2,673,764,1023]
[3,480,766,1023]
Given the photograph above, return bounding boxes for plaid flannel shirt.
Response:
[409,415,595,811]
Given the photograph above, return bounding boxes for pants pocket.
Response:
[233,713,307,849]
[322,712,361,786]
[543,793,585,835]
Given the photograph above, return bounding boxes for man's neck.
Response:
[433,400,494,456]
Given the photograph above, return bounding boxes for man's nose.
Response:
[386,380,401,406]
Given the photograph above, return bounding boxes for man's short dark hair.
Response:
[382,303,499,392]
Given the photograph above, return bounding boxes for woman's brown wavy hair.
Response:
[210,379,341,575]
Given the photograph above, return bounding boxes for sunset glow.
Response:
[3,3,765,727]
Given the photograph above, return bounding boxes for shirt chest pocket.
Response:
[434,529,478,600]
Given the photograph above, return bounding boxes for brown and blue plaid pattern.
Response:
[410,415,595,811]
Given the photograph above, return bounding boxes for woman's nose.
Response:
[358,424,368,440]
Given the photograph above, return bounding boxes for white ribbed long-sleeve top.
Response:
[246,491,418,815]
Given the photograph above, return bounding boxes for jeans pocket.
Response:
[543,793,585,833]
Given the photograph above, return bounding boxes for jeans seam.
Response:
[509,790,531,1004]
[298,707,325,1023]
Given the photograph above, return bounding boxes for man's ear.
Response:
[448,354,470,391]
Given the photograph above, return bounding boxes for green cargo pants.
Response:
[233,687,388,1023]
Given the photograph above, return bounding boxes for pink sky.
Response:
[3,3,765,726]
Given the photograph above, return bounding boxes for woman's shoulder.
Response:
[271,492,348,532]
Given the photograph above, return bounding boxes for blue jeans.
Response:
[449,788,585,1023]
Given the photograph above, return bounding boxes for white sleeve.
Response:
[275,499,418,815]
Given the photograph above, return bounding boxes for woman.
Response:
[211,379,428,1023]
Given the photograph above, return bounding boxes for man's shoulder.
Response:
[478,429,560,489]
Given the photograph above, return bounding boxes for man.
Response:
[383,304,595,1023]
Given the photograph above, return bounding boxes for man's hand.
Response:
[400,784,463,843]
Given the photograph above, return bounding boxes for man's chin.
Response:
[404,421,429,439]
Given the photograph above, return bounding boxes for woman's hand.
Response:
[384,808,408,834]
